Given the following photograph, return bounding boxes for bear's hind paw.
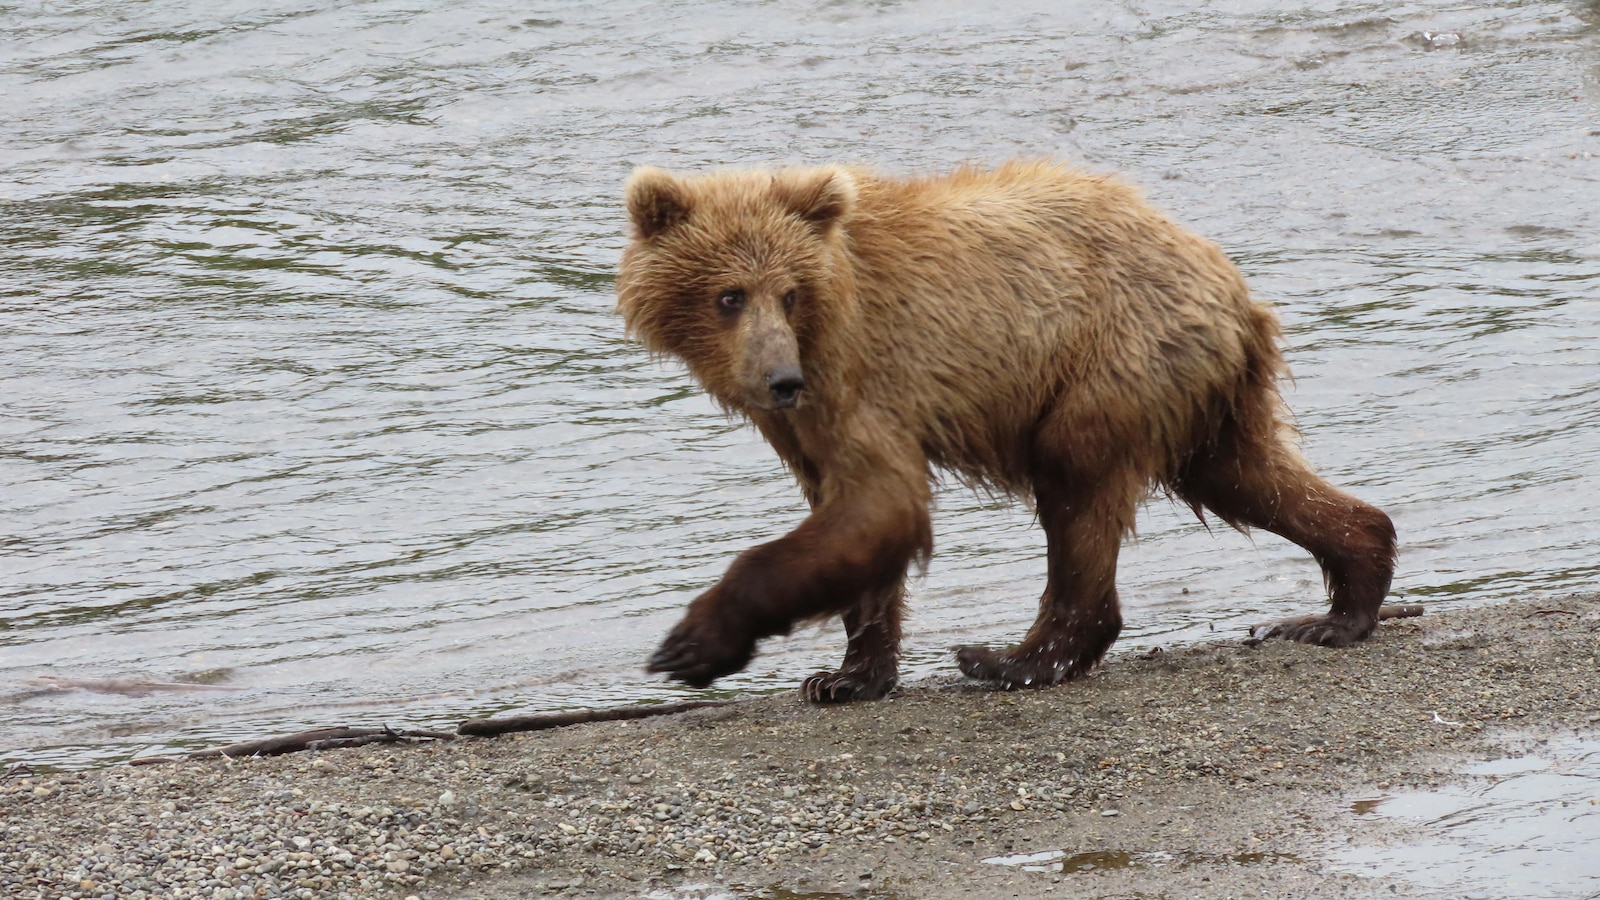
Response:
[955,645,1078,690]
[1250,612,1376,648]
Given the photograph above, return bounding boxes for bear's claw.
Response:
[800,669,896,704]
[645,643,715,688]
[646,618,754,688]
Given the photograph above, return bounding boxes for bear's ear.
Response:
[773,167,856,235]
[626,167,692,240]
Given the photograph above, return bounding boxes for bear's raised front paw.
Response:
[646,617,754,688]
[800,668,896,704]
[1250,612,1375,648]
[955,645,1073,689]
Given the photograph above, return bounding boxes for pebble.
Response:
[2,595,1594,898]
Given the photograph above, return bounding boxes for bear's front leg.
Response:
[800,584,904,703]
[647,481,931,690]
[958,463,1138,689]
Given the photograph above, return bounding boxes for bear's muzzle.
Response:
[766,366,805,409]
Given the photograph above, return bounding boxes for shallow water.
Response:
[1338,736,1600,897]
[647,887,898,900]
[977,737,1600,896]
[981,847,1295,874]
[2,0,1598,769]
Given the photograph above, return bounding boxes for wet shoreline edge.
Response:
[5,592,1598,899]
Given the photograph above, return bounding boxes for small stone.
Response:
[438,790,457,807]
[1101,809,1120,817]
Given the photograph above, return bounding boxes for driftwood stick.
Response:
[458,700,731,737]
[1378,604,1425,621]
[151,703,727,765]
[188,725,454,760]
[302,730,457,752]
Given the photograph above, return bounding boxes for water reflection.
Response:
[1338,737,1600,897]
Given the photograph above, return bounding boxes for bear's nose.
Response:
[766,367,805,409]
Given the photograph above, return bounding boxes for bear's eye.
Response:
[781,289,798,312]
[716,289,746,313]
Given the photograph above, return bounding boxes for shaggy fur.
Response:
[616,161,1397,702]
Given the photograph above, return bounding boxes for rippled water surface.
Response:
[3,0,1598,769]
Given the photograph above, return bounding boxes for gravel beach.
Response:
[5,593,1598,900]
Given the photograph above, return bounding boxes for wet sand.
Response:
[5,593,1598,899]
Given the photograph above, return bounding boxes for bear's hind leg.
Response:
[801,583,903,703]
[1175,418,1397,647]
[956,469,1140,688]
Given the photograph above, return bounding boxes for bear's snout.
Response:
[765,366,805,409]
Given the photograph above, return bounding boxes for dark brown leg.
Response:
[647,471,931,688]
[801,582,903,703]
[956,468,1140,688]
[1175,416,1397,647]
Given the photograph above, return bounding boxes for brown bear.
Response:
[616,161,1397,703]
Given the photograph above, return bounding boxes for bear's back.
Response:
[832,163,1274,488]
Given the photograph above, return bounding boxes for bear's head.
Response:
[616,166,858,415]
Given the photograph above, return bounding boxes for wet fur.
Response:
[617,161,1397,700]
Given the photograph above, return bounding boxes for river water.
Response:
[3,0,1597,770]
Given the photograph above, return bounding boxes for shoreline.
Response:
[5,593,1598,899]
